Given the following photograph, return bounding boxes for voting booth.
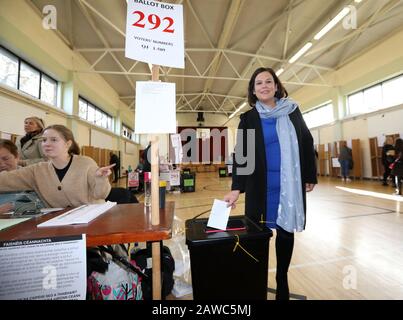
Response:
[185,216,272,300]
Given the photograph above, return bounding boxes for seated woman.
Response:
[0,125,114,208]
[0,139,20,213]
[0,139,19,172]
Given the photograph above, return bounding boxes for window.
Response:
[347,91,364,115]
[363,85,382,112]
[40,75,57,105]
[0,47,18,88]
[87,104,95,123]
[0,46,59,107]
[382,75,403,108]
[347,74,403,115]
[303,103,334,129]
[19,62,40,97]
[78,99,88,119]
[122,124,136,141]
[78,96,113,131]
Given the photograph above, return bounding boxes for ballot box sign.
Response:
[0,235,86,300]
[135,81,176,134]
[125,0,184,69]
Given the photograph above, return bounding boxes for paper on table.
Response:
[37,202,116,227]
[207,199,231,230]
[0,218,30,231]
[40,208,64,214]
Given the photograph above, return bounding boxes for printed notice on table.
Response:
[135,81,176,134]
[0,235,86,300]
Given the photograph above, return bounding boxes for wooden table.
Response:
[0,202,175,299]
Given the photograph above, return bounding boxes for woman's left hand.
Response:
[96,164,116,177]
[305,183,316,192]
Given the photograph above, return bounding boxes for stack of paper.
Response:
[38,202,116,228]
[0,218,31,231]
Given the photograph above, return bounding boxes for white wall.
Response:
[290,28,403,179]
[0,86,70,134]
[90,128,116,150]
[366,107,403,138]
[120,139,140,173]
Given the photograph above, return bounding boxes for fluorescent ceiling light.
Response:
[288,42,312,64]
[354,0,362,3]
[314,7,351,40]
[229,102,247,119]
[276,68,284,76]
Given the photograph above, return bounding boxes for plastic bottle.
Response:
[144,172,151,207]
[159,180,167,209]
[128,165,132,173]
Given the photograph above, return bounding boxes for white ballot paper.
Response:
[38,202,116,227]
[207,199,231,230]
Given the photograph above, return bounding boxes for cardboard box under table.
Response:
[185,215,272,300]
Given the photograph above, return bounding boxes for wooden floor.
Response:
[115,173,403,300]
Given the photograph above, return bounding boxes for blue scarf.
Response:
[255,98,305,233]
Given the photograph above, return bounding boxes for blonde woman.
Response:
[16,116,46,166]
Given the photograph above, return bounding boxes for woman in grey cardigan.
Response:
[16,116,46,166]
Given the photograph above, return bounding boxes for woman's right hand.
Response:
[224,190,240,209]
[0,203,14,214]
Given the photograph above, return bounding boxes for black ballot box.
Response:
[218,167,227,177]
[181,173,196,192]
[185,216,273,300]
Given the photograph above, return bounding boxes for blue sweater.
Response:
[261,118,281,229]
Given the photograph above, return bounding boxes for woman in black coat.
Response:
[381,136,395,186]
[392,138,403,195]
[224,67,317,300]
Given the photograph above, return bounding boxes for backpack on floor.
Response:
[86,245,147,300]
[131,244,175,300]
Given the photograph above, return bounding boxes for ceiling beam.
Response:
[201,0,245,95]
[76,48,333,71]
[76,0,134,89]
[228,0,305,50]
[282,0,294,59]
[224,0,310,114]
[74,69,332,87]
[305,0,401,58]
[335,0,391,66]
[186,0,214,48]
[78,0,125,37]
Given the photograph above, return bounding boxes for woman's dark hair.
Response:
[247,67,288,107]
[395,138,403,153]
[0,139,19,158]
[44,125,80,155]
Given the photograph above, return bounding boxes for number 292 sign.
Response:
[125,0,184,69]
